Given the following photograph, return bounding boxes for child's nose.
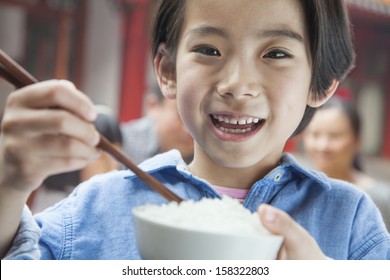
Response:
[216,59,261,99]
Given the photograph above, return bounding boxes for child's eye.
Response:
[264,50,291,59]
[194,46,221,56]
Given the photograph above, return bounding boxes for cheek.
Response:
[331,132,354,147]
[268,86,309,138]
[303,137,317,153]
[334,137,358,155]
[176,84,198,126]
[175,68,208,132]
[267,70,311,115]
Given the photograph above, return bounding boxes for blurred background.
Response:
[0,0,389,182]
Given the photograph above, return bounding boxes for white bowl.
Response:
[132,206,283,260]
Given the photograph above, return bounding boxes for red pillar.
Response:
[119,0,150,122]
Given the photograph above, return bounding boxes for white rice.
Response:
[133,196,270,236]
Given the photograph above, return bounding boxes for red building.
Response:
[345,0,390,158]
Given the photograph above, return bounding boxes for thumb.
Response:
[258,204,326,260]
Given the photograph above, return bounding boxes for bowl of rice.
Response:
[132,196,283,260]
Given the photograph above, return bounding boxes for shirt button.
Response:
[274,173,282,182]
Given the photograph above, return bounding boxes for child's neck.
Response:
[188,150,281,189]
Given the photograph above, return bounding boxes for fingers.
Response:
[2,108,100,147]
[0,80,100,192]
[19,134,100,160]
[2,134,100,191]
[2,79,100,147]
[258,204,327,260]
[6,80,97,122]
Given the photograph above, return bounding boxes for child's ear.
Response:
[154,43,177,100]
[307,79,339,108]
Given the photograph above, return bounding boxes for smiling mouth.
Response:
[210,114,265,134]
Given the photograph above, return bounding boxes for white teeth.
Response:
[212,114,261,125]
[217,126,254,134]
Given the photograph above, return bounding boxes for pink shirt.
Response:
[213,185,249,203]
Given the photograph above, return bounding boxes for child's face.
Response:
[170,0,315,169]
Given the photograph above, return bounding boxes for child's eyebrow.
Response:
[259,28,304,43]
[186,25,228,39]
[185,24,303,43]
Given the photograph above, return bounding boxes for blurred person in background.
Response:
[31,105,123,213]
[120,81,194,164]
[302,95,390,231]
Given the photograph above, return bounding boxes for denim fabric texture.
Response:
[6,150,390,259]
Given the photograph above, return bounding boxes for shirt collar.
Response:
[278,153,332,190]
[125,150,332,191]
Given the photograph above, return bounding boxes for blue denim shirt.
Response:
[5,151,390,259]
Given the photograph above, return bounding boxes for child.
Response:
[1,0,389,259]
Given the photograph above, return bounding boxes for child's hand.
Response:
[0,80,100,194]
[258,204,327,260]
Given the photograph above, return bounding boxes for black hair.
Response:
[151,0,355,137]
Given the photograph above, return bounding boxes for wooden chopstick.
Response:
[98,135,183,202]
[0,49,182,203]
[0,64,26,88]
[0,50,38,85]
